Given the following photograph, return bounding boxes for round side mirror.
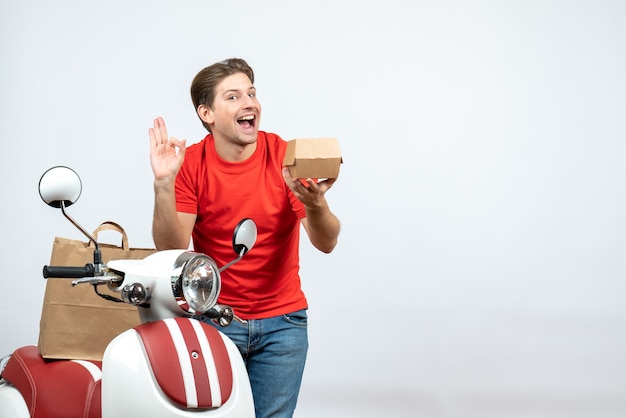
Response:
[39,166,82,208]
[232,218,257,256]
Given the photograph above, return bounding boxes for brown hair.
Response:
[190,58,255,132]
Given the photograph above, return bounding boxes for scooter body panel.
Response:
[0,381,29,418]
[102,320,255,418]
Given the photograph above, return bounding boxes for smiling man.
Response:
[148,58,340,418]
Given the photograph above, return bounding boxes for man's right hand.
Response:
[149,116,186,181]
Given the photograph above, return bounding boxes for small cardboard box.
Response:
[283,138,342,179]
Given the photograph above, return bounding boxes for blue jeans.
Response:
[198,309,309,418]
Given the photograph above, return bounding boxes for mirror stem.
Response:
[218,248,247,273]
[219,255,242,273]
[60,201,102,266]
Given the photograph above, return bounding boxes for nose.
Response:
[242,94,256,109]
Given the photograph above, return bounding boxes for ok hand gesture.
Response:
[149,116,187,181]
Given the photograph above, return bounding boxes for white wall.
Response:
[2,1,626,417]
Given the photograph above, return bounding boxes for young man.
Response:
[149,58,340,417]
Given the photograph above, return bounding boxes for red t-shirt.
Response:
[175,131,308,319]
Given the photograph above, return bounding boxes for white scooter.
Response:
[0,166,256,417]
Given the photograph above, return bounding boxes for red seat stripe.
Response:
[134,318,233,409]
[174,318,213,407]
[203,322,233,401]
[135,320,187,406]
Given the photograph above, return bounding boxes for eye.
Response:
[248,93,256,98]
[228,95,238,101]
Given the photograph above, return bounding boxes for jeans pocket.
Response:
[283,309,308,327]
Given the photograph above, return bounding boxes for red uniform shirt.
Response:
[175,131,308,319]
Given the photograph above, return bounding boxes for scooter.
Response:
[0,166,256,417]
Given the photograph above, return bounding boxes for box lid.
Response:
[283,138,342,179]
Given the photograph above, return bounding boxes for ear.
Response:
[197,104,214,125]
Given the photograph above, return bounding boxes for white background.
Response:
[1,1,626,417]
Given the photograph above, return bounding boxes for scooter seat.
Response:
[2,345,102,418]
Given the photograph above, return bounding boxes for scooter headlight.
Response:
[171,252,221,315]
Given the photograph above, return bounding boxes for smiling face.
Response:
[197,72,262,160]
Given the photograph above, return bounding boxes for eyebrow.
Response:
[222,86,256,95]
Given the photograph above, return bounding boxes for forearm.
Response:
[152,179,189,250]
[304,199,340,254]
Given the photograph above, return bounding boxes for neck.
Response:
[213,135,257,162]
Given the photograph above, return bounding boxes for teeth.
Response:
[238,115,254,121]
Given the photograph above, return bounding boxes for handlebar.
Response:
[43,264,96,279]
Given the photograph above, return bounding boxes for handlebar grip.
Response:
[43,264,95,279]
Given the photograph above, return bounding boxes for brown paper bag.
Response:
[38,221,157,361]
